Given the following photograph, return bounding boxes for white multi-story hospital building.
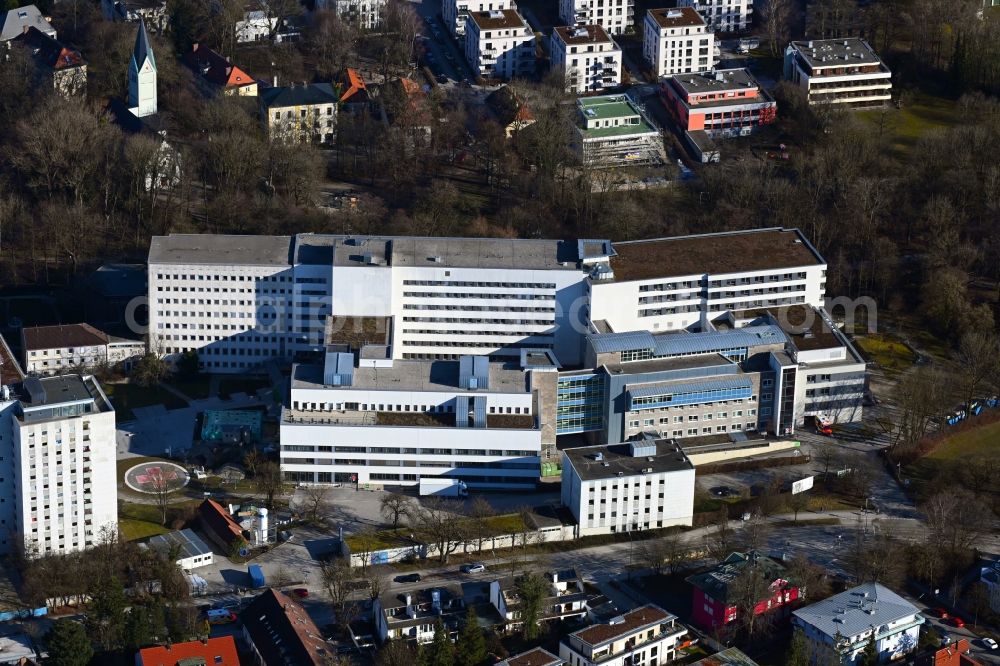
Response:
[147,228,867,488]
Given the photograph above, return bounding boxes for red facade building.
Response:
[687,551,801,631]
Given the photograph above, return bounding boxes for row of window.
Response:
[155,273,289,282]
[402,280,556,289]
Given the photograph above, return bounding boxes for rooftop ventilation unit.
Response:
[430,255,442,263]
[666,9,682,18]
[594,452,604,462]
[488,9,504,18]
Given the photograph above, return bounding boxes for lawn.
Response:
[119,499,201,541]
[103,382,188,422]
[218,377,272,400]
[119,518,169,541]
[924,418,1000,462]
[857,91,961,158]
[347,513,529,552]
[855,333,918,371]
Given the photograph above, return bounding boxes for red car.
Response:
[952,616,965,628]
[292,588,309,599]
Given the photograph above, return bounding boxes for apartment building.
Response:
[660,68,776,161]
[561,438,696,536]
[0,375,117,556]
[793,583,923,664]
[259,83,338,143]
[11,27,87,97]
[316,0,385,30]
[558,0,632,36]
[678,0,751,32]
[490,568,596,628]
[551,25,622,94]
[280,348,552,488]
[560,605,688,666]
[444,0,515,37]
[21,324,143,376]
[783,38,892,107]
[464,9,535,80]
[374,586,465,643]
[643,7,715,78]
[574,94,664,167]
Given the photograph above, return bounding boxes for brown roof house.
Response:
[11,26,86,96]
[559,605,688,666]
[242,589,332,665]
[184,43,257,96]
[21,323,144,375]
[198,499,248,555]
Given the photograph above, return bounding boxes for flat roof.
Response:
[578,95,639,120]
[647,6,704,29]
[789,38,884,69]
[553,24,614,45]
[291,359,529,393]
[571,604,674,646]
[146,528,214,561]
[766,305,844,352]
[670,68,764,97]
[502,648,564,666]
[563,440,693,482]
[468,8,526,29]
[149,234,292,266]
[21,375,94,406]
[609,228,824,282]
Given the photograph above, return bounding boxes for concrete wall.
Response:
[683,439,800,466]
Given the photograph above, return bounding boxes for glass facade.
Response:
[557,373,606,434]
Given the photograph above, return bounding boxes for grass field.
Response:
[119,499,201,541]
[119,518,169,541]
[103,382,188,421]
[857,92,960,158]
[855,333,918,370]
[924,418,1000,461]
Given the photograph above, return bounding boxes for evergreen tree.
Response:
[455,607,486,666]
[428,619,455,666]
[87,575,127,650]
[787,628,809,666]
[123,604,153,651]
[860,628,879,666]
[45,620,94,666]
[516,572,547,640]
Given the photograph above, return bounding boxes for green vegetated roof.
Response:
[346,513,528,551]
[581,119,658,139]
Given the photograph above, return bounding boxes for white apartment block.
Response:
[317,0,385,30]
[464,9,535,80]
[0,375,117,556]
[643,7,715,78]
[561,439,695,536]
[443,0,514,37]
[783,38,892,107]
[558,0,632,36]
[678,0,751,32]
[280,348,555,488]
[793,584,923,665]
[22,324,144,376]
[560,605,688,666]
[551,25,622,94]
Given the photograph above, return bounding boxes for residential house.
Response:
[677,0,751,32]
[915,639,982,666]
[572,93,664,167]
[687,551,801,632]
[336,67,370,111]
[485,85,534,137]
[792,583,924,665]
[101,0,168,32]
[558,0,631,36]
[373,586,466,644]
[21,323,143,375]
[464,9,534,81]
[500,648,565,666]
[260,82,338,143]
[236,2,277,43]
[559,604,689,666]
[659,67,776,162]
[381,77,433,139]
[0,5,55,42]
[198,499,248,553]
[184,43,257,96]
[136,636,240,666]
[783,38,892,107]
[242,589,330,665]
[0,333,24,382]
[144,528,215,571]
[490,569,593,631]
[561,439,696,536]
[444,0,515,37]
[11,27,86,96]
[550,25,622,95]
[689,648,760,665]
[643,7,715,78]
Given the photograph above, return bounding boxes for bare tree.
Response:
[305,10,360,80]
[956,330,999,411]
[379,493,411,530]
[254,462,286,511]
[410,498,469,564]
[788,491,809,522]
[321,560,360,633]
[705,507,736,563]
[639,531,687,575]
[363,565,389,601]
[760,0,795,56]
[922,486,990,559]
[729,564,775,641]
[149,468,186,526]
[879,366,951,459]
[300,485,330,523]
[740,510,772,552]
[465,496,497,552]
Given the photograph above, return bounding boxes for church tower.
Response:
[128,19,157,118]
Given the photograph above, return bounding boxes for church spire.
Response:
[128,19,157,118]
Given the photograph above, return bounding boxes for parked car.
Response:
[291,588,309,598]
[460,563,486,574]
[951,616,965,628]
[206,609,237,625]
[394,573,422,583]
[982,638,998,650]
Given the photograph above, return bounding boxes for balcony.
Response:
[581,625,688,664]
